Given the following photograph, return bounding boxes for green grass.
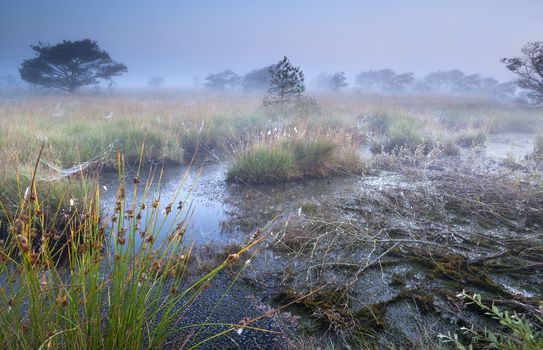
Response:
[288,139,337,175]
[534,131,543,158]
[0,151,264,349]
[227,139,362,184]
[370,115,435,154]
[455,131,487,148]
[227,144,296,183]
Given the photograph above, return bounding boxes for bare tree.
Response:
[502,41,543,103]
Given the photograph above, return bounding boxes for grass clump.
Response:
[227,145,296,184]
[227,139,361,184]
[288,139,337,175]
[370,115,435,154]
[437,139,461,156]
[455,131,487,148]
[534,131,543,159]
[0,150,263,349]
[366,112,391,135]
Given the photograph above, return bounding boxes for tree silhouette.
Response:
[329,72,348,91]
[317,72,348,91]
[355,69,395,90]
[242,65,273,91]
[502,41,543,103]
[264,56,305,111]
[204,70,241,90]
[19,39,127,92]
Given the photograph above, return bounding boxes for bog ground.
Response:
[1,92,542,349]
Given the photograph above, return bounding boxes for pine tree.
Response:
[264,56,305,111]
[19,39,127,92]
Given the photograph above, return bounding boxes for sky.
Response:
[1,0,542,87]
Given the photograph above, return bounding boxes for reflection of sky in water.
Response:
[100,163,234,248]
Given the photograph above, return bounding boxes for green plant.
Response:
[227,139,361,184]
[534,131,543,158]
[288,139,337,175]
[439,291,543,350]
[227,144,296,184]
[0,149,263,349]
[455,131,487,148]
[370,115,435,154]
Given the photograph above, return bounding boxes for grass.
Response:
[534,131,543,158]
[227,139,362,184]
[454,130,487,148]
[370,114,435,154]
[227,144,296,183]
[0,149,264,349]
[1,91,543,348]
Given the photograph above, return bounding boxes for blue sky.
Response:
[1,0,542,86]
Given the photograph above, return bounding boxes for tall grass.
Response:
[227,139,362,184]
[227,145,296,183]
[534,131,543,158]
[0,148,263,349]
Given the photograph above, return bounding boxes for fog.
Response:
[2,0,543,88]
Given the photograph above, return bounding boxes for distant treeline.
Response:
[0,68,518,100]
[196,67,519,99]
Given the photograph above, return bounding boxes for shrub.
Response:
[440,291,543,350]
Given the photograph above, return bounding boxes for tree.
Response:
[355,69,414,92]
[492,81,517,100]
[264,56,305,111]
[385,72,414,91]
[457,74,483,92]
[242,65,273,91]
[423,69,465,91]
[204,69,241,90]
[480,77,498,91]
[317,71,348,91]
[329,72,348,91]
[19,39,127,92]
[148,77,165,88]
[355,69,396,90]
[502,41,543,103]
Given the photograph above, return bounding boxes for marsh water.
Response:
[99,132,541,348]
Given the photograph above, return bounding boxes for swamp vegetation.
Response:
[0,93,542,349]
